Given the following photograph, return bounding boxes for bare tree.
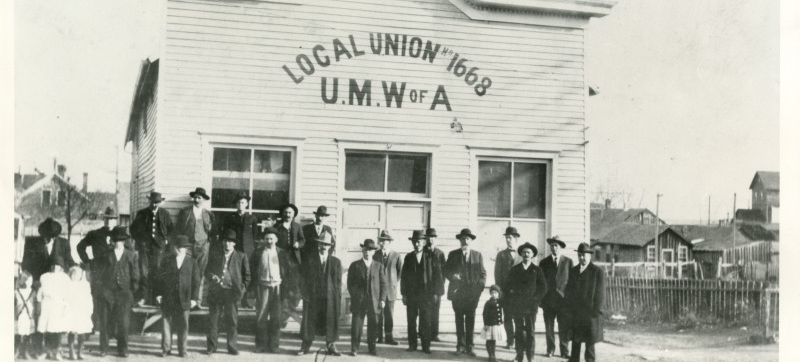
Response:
[61,178,91,240]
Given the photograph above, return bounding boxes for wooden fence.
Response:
[605,278,778,338]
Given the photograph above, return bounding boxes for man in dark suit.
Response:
[220,192,258,308]
[424,227,446,342]
[503,242,547,362]
[374,230,402,345]
[130,191,173,305]
[297,232,342,357]
[275,203,305,251]
[205,229,250,355]
[347,239,387,356]
[98,226,139,357]
[494,226,522,349]
[400,230,442,354]
[444,228,487,356]
[540,235,574,358]
[175,187,215,307]
[22,218,75,282]
[565,243,605,362]
[250,227,289,353]
[155,236,201,358]
[77,218,116,335]
[301,205,336,256]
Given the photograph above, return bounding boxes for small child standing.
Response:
[481,285,506,362]
[66,267,93,360]
[15,270,37,359]
[37,259,71,361]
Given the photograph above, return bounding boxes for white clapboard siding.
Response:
[130,87,159,214]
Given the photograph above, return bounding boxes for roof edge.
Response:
[125,59,160,145]
[448,0,616,27]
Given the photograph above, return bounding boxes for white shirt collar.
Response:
[176,253,186,268]
[364,258,372,267]
[579,263,589,273]
[114,248,124,261]
[521,260,532,269]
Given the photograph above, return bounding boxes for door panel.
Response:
[386,202,429,242]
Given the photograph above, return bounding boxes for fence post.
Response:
[717,257,722,278]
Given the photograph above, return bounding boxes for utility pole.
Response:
[115,145,119,217]
[732,193,737,265]
[655,193,663,278]
[707,195,711,225]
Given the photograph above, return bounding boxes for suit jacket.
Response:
[130,207,173,251]
[400,250,443,300]
[156,253,201,312]
[444,249,486,303]
[301,223,335,255]
[100,249,139,303]
[221,212,257,255]
[502,262,547,315]
[275,220,304,251]
[206,248,250,298]
[77,226,113,266]
[347,259,387,315]
[540,254,573,308]
[22,236,75,281]
[430,247,447,296]
[176,206,215,244]
[375,249,403,301]
[565,263,605,343]
[494,248,521,288]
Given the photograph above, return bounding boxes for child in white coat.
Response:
[66,266,93,360]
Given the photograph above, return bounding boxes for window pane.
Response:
[387,154,428,193]
[513,163,546,218]
[252,150,291,210]
[345,153,386,192]
[478,161,511,217]
[213,148,251,172]
[211,148,252,209]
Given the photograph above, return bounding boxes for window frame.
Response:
[678,245,688,262]
[476,157,549,222]
[42,190,51,207]
[646,245,656,262]
[343,150,432,198]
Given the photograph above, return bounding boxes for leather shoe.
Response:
[369,350,377,356]
[422,347,432,354]
[296,350,306,356]
[350,351,358,357]
[406,347,417,352]
[327,345,341,356]
[385,339,399,345]
[159,351,169,357]
[431,336,441,342]
[465,349,477,357]
[228,349,239,355]
[547,352,554,357]
[118,352,128,358]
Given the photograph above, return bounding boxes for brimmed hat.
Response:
[489,285,502,295]
[455,228,476,240]
[38,218,62,238]
[378,230,394,241]
[546,235,566,248]
[517,242,538,257]
[503,226,520,238]
[148,191,164,203]
[425,228,438,238]
[360,239,378,250]
[408,230,427,241]
[233,191,250,203]
[317,231,334,245]
[110,226,130,241]
[221,229,237,242]
[576,242,595,254]
[313,205,330,216]
[189,187,210,200]
[263,227,278,236]
[174,235,192,248]
[282,203,299,217]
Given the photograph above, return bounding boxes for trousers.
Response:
[207,289,239,352]
[162,309,190,355]
[377,300,396,340]
[350,306,379,352]
[543,305,570,355]
[406,296,432,350]
[255,284,281,352]
[513,313,536,362]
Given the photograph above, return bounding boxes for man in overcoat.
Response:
[347,239,387,356]
[98,226,139,357]
[130,191,173,305]
[302,205,336,257]
[540,235,574,358]
[155,236,201,357]
[374,230,402,345]
[175,187,215,307]
[220,192,258,308]
[400,230,442,354]
[564,243,605,362]
[250,227,289,353]
[275,203,305,251]
[297,232,342,356]
[502,242,547,362]
[444,228,487,356]
[424,227,446,342]
[23,218,75,282]
[494,226,522,349]
[205,229,250,355]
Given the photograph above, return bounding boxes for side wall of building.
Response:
[130,86,159,215]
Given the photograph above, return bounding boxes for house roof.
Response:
[125,58,159,144]
[750,171,779,191]
[15,171,46,191]
[18,173,89,201]
[735,208,766,223]
[592,224,677,247]
[590,208,664,240]
[674,224,777,251]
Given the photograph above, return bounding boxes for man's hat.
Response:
[148,191,164,203]
[489,284,503,295]
[221,229,237,242]
[110,226,130,241]
[576,242,595,254]
[425,228,438,238]
[378,230,394,241]
[517,242,538,257]
[546,235,567,248]
[263,227,278,237]
[313,205,330,216]
[360,239,378,250]
[233,191,250,203]
[503,226,520,238]
[408,230,427,241]
[455,228,476,240]
[317,231,334,245]
[189,187,210,200]
[174,235,192,248]
[282,203,299,217]
[38,218,62,238]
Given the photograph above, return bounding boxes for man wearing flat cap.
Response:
[297,232,342,357]
[374,230,402,345]
[444,228,486,357]
[564,243,605,362]
[540,236,574,358]
[205,229,250,355]
[502,242,547,362]
[130,191,173,305]
[23,218,75,283]
[98,226,139,357]
[155,235,201,358]
[347,239,387,356]
[424,227,446,342]
[302,205,336,257]
[400,230,442,354]
[494,226,522,349]
[176,187,216,306]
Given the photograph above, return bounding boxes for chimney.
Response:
[57,164,66,178]
[604,198,611,209]
[82,172,88,193]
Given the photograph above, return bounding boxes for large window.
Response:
[478,160,546,219]
[210,146,292,214]
[345,152,429,195]
[678,245,688,262]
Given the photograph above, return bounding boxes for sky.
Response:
[14,0,780,223]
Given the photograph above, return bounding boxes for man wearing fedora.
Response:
[97,226,139,357]
[297,232,342,357]
[77,214,119,337]
[205,229,250,355]
[220,192,258,308]
[347,239,387,356]
[23,218,75,285]
[250,227,289,353]
[540,236,574,358]
[503,242,547,362]
[400,230,442,354]
[302,205,337,256]
[176,187,216,307]
[494,226,523,349]
[374,230,402,345]
[445,228,487,356]
[424,227,446,342]
[275,203,305,251]
[130,191,173,306]
[155,235,201,358]
[564,243,605,362]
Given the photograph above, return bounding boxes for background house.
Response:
[736,171,779,224]
[677,223,778,280]
[592,224,693,278]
